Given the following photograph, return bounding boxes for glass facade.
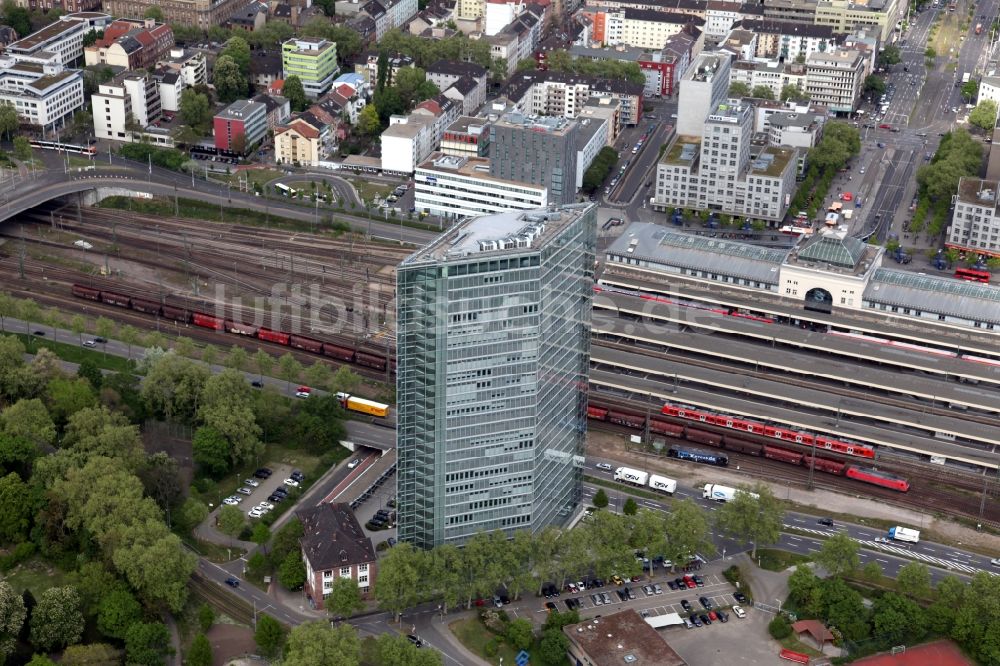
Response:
[396,206,596,549]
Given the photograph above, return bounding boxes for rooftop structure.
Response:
[563,610,688,666]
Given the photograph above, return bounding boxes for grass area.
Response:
[583,475,667,503]
[756,548,811,572]
[99,195,342,232]
[3,557,71,595]
[216,168,285,190]
[778,634,825,657]
[342,178,394,204]
[450,617,520,664]
[11,331,137,373]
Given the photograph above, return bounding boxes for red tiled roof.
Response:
[791,620,835,644]
[415,99,441,115]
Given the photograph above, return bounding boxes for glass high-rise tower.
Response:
[396,204,596,549]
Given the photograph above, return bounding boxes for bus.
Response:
[274,183,297,197]
[954,267,990,283]
[29,139,97,155]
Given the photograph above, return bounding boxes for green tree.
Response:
[750,84,776,100]
[143,6,164,20]
[197,604,215,633]
[814,533,860,576]
[779,84,809,102]
[217,504,245,541]
[213,55,248,104]
[199,368,262,467]
[188,633,212,666]
[284,621,359,666]
[374,542,420,621]
[374,633,442,665]
[283,75,309,113]
[961,79,979,101]
[0,581,26,661]
[141,353,209,422]
[878,44,901,66]
[76,357,103,390]
[96,587,142,640]
[225,344,249,372]
[768,614,792,639]
[179,89,212,131]
[592,488,608,509]
[861,560,884,585]
[124,622,172,666]
[516,57,537,71]
[278,353,304,392]
[0,103,18,141]
[821,578,869,641]
[864,75,887,98]
[45,377,98,429]
[13,136,32,161]
[2,397,56,447]
[537,628,569,665]
[622,497,638,516]
[220,36,251,76]
[0,472,32,542]
[30,586,84,651]
[728,81,751,97]
[255,613,285,658]
[61,643,123,665]
[327,576,364,619]
[506,617,534,650]
[662,499,712,571]
[786,565,820,611]
[279,549,306,590]
[714,484,781,558]
[254,349,274,383]
[2,5,31,41]
[357,104,381,137]
[896,561,932,599]
[969,100,998,132]
[873,592,927,644]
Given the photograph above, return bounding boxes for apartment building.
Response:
[84,18,174,70]
[156,47,208,87]
[282,37,340,98]
[737,19,838,61]
[92,71,162,143]
[381,114,437,174]
[104,0,250,27]
[655,100,798,222]
[396,203,595,548]
[298,503,377,610]
[581,8,703,50]
[729,59,807,99]
[502,70,644,124]
[815,0,900,41]
[805,49,864,113]
[275,114,328,166]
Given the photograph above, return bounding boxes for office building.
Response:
[676,51,730,136]
[3,13,107,66]
[396,202,596,548]
[441,116,491,158]
[490,112,579,204]
[0,64,85,131]
[501,70,644,125]
[92,71,162,142]
[103,0,250,27]
[213,99,268,152]
[282,37,340,99]
[805,49,865,113]
[414,153,548,219]
[949,178,1000,257]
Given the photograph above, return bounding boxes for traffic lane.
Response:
[196,559,308,625]
[608,122,669,204]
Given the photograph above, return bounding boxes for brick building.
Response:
[298,503,377,610]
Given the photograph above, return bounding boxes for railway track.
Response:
[593,337,1000,430]
[587,394,1000,528]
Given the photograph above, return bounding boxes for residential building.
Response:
[356,51,415,91]
[157,47,208,87]
[381,114,437,174]
[413,95,461,148]
[358,0,417,39]
[654,100,798,222]
[563,610,687,666]
[814,0,900,41]
[298,503,377,609]
[805,49,864,113]
[978,76,1000,116]
[486,0,524,35]
[84,18,175,71]
[580,96,621,142]
[252,92,291,130]
[761,108,824,149]
[396,202,595,548]
[250,49,283,88]
[457,0,486,20]
[4,13,105,66]
[414,153,549,218]
[579,8,704,50]
[737,19,838,61]
[490,112,579,205]
[282,37,340,98]
[729,59,807,100]
[501,70,644,125]
[676,50,730,136]
[103,0,251,28]
[152,69,184,112]
[570,42,689,98]
[0,63,85,131]
[575,109,611,188]
[441,116,491,158]
[948,178,1000,258]
[214,98,268,152]
[759,0,816,25]
[227,2,268,31]
[92,71,162,142]
[275,114,328,165]
[443,76,485,115]
[426,60,488,99]
[704,1,750,41]
[332,72,367,95]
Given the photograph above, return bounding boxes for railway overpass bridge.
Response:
[0,165,439,245]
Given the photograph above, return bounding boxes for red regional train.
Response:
[587,404,909,492]
[71,284,394,373]
[660,403,876,459]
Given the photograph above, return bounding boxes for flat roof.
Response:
[417,153,547,191]
[956,177,1000,211]
[865,268,1000,326]
[660,135,702,165]
[8,17,83,52]
[607,222,787,285]
[402,203,593,265]
[748,146,796,178]
[564,610,687,666]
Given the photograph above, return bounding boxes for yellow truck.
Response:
[336,392,389,418]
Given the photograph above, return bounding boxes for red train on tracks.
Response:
[71,284,394,374]
[587,403,908,492]
[660,402,876,459]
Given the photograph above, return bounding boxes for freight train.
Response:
[587,404,909,492]
[71,284,395,375]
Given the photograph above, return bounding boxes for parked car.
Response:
[223,497,240,506]
[592,593,604,606]
[653,584,663,595]
[284,478,300,488]
[248,509,263,518]
[699,613,712,626]
[732,605,746,619]
[680,599,692,613]
[733,592,748,604]
[601,592,612,605]
[699,596,714,610]
[544,602,557,612]
[290,470,304,482]
[716,609,729,623]
[253,468,272,478]
[236,487,253,496]
[616,589,628,601]
[244,478,259,487]
[690,614,702,627]
[693,575,704,587]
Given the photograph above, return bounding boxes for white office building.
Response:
[92,71,163,143]
[676,52,731,137]
[415,152,548,219]
[381,114,436,174]
[805,49,865,113]
[0,62,85,131]
[949,177,1000,257]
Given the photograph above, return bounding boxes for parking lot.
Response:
[220,464,302,518]
[667,605,788,665]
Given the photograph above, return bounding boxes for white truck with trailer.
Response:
[648,474,677,495]
[703,484,759,502]
[614,467,649,486]
[888,526,920,543]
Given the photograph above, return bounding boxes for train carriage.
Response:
[845,466,910,492]
[809,457,847,475]
[161,305,190,322]
[685,429,722,447]
[763,425,814,445]
[322,344,356,362]
[608,410,645,429]
[72,284,100,301]
[587,406,609,420]
[99,291,131,308]
[131,297,161,315]
[668,447,728,467]
[763,445,804,465]
[226,321,259,336]
[289,335,323,354]
[258,328,290,345]
[723,437,762,456]
[649,419,683,437]
[193,313,224,330]
[356,352,387,371]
